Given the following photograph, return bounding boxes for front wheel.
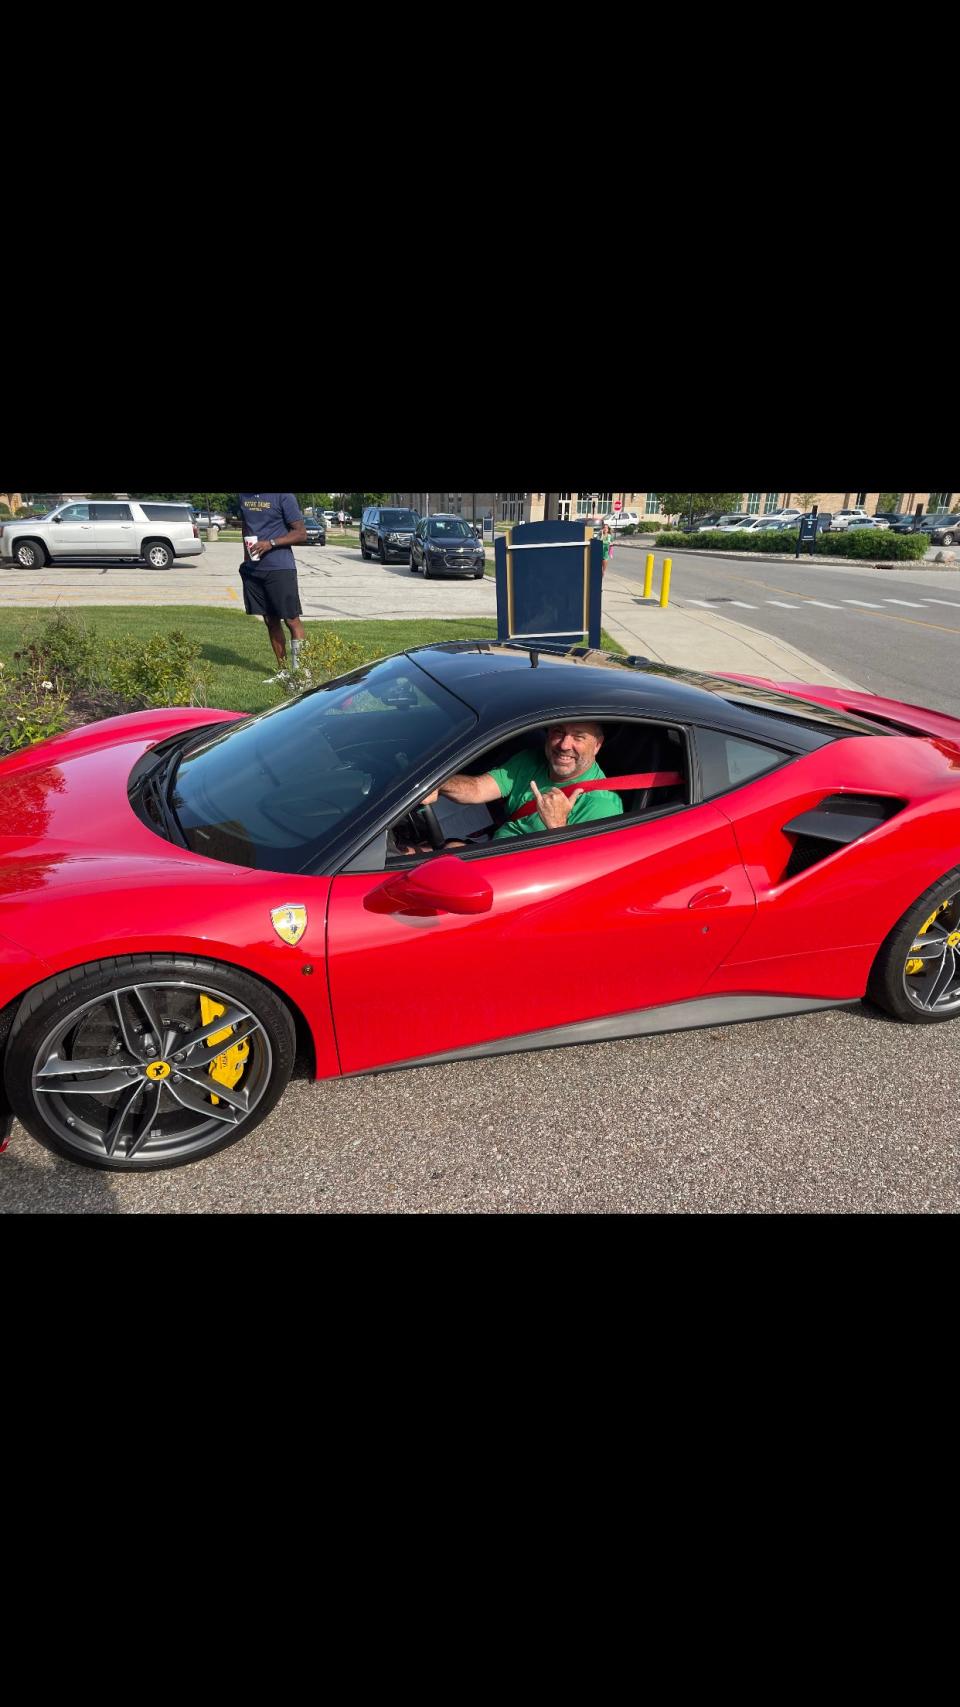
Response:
[4,956,297,1170]
[410,553,418,573]
[143,540,173,570]
[13,539,45,569]
[868,868,960,1023]
[379,541,387,565]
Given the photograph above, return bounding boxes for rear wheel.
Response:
[868,868,960,1023]
[4,956,296,1170]
[940,532,955,547]
[143,539,173,570]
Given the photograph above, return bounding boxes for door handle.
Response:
[688,885,732,910]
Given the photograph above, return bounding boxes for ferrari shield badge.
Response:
[271,904,308,947]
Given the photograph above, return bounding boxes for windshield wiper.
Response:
[134,749,188,847]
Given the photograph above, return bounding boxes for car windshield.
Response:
[381,511,417,528]
[428,519,475,539]
[170,656,476,873]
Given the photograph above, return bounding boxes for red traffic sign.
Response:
[613,500,622,512]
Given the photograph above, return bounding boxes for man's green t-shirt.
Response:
[488,751,624,841]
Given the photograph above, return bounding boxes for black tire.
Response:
[941,533,955,547]
[867,866,960,1024]
[474,567,484,578]
[4,955,297,1171]
[360,538,370,560]
[423,554,433,578]
[410,553,418,573]
[379,541,387,565]
[142,539,174,571]
[12,538,46,569]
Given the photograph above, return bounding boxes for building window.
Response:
[644,493,660,515]
[747,492,762,515]
[763,492,781,513]
[929,491,951,513]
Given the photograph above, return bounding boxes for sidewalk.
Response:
[599,566,862,690]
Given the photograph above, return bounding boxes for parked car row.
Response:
[359,506,486,576]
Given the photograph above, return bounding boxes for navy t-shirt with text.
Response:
[236,493,303,571]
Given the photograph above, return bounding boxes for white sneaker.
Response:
[264,669,290,685]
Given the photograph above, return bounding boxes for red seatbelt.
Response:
[508,772,682,823]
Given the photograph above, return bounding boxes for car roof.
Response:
[407,641,882,745]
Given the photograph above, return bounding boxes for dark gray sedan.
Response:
[410,515,486,578]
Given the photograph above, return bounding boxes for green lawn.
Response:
[0,609,624,715]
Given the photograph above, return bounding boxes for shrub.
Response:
[283,629,365,697]
[0,657,71,755]
[19,611,101,692]
[653,528,930,560]
[105,630,209,708]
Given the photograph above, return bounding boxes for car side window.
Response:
[93,504,133,522]
[696,728,789,799]
[60,504,91,521]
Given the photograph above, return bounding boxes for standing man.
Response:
[235,492,308,681]
[338,506,347,533]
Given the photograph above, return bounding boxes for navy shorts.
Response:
[239,562,303,620]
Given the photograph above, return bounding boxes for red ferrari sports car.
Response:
[2,640,960,1171]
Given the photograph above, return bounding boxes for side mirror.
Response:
[52,515,62,523]
[368,854,493,917]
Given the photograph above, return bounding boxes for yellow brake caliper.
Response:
[906,902,952,976]
[200,994,250,1105]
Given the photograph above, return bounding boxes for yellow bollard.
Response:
[660,558,672,608]
[644,553,654,599]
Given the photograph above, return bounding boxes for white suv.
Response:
[0,500,204,570]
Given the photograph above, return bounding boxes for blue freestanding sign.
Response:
[495,520,604,648]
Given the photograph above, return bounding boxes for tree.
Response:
[795,492,819,511]
[659,493,742,522]
[878,492,900,511]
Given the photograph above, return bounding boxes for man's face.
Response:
[544,722,603,783]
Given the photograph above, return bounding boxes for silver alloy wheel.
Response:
[147,543,173,569]
[30,978,273,1165]
[902,901,960,1015]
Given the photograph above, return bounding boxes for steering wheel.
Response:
[409,802,446,850]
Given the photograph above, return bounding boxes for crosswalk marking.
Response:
[682,594,960,618]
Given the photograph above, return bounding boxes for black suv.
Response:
[411,514,486,578]
[304,514,327,545]
[360,505,420,562]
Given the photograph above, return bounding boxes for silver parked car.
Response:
[0,500,204,570]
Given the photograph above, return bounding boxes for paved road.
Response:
[614,549,960,717]
[0,539,498,622]
[3,1008,957,1214]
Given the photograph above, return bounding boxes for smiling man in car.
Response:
[428,721,624,838]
